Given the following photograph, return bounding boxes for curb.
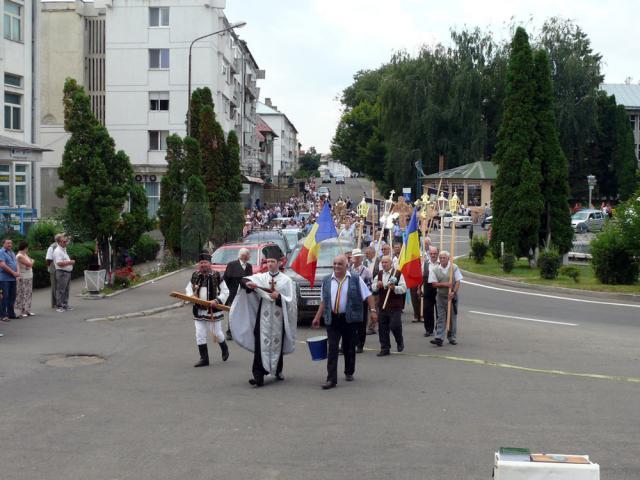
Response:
[86,302,184,322]
[460,269,640,303]
[80,267,188,299]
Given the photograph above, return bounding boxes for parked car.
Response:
[210,242,285,274]
[442,213,472,228]
[283,239,355,324]
[321,174,331,184]
[244,230,290,255]
[482,215,492,230]
[335,175,345,184]
[571,209,605,233]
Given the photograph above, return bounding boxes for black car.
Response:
[283,238,355,324]
[243,230,289,256]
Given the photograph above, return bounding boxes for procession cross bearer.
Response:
[187,252,230,367]
[230,254,297,387]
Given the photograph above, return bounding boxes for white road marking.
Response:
[469,310,578,327]
[463,280,640,309]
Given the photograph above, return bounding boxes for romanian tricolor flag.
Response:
[291,203,338,287]
[397,208,423,288]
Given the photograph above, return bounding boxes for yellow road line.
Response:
[299,341,640,384]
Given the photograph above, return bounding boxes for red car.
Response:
[210,242,286,274]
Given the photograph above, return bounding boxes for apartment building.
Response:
[601,83,640,167]
[257,98,298,178]
[0,0,47,233]
[39,0,265,218]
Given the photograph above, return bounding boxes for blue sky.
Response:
[226,0,638,153]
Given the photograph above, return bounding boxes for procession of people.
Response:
[180,186,465,390]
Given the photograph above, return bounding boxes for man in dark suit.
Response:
[222,247,253,340]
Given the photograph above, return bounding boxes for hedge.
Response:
[130,234,160,264]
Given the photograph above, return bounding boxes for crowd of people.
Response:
[0,233,76,338]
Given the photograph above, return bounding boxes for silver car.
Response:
[571,209,605,233]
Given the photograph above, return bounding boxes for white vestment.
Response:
[230,271,297,373]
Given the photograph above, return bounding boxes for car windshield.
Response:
[244,233,287,252]
[572,212,589,221]
[282,231,302,249]
[211,247,259,265]
[287,242,352,268]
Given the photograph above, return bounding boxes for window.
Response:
[4,92,21,130]
[143,182,160,217]
[149,7,169,27]
[222,61,232,84]
[149,92,169,111]
[149,49,169,69]
[14,164,27,206]
[4,73,22,88]
[0,165,9,207]
[149,130,169,151]
[3,0,21,42]
[221,95,230,115]
[466,183,481,206]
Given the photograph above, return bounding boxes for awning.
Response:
[243,175,265,185]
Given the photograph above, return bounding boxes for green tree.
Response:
[613,104,638,200]
[158,135,185,257]
[182,176,212,262]
[299,146,321,173]
[57,78,151,276]
[616,185,640,256]
[212,130,245,244]
[532,49,573,254]
[189,87,214,140]
[491,27,543,258]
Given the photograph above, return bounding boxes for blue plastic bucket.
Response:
[306,336,328,361]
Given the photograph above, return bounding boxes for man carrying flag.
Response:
[291,203,338,286]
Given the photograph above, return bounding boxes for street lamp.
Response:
[587,174,597,208]
[186,21,247,135]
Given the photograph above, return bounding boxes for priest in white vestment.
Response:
[230,255,297,387]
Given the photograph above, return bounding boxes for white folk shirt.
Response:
[428,263,463,284]
[185,278,229,320]
[372,269,407,295]
[53,246,73,272]
[320,271,371,314]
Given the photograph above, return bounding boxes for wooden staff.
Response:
[381,267,398,310]
[445,218,457,334]
[371,181,376,240]
[169,291,231,311]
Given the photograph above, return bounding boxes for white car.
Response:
[442,214,472,228]
[571,209,605,233]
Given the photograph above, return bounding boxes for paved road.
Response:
[1,262,639,479]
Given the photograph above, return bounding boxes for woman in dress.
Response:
[16,240,35,317]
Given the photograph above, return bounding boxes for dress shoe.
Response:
[430,338,443,347]
[321,382,337,390]
[424,332,433,337]
[345,374,354,382]
[356,345,364,354]
[397,342,404,353]
[376,350,390,357]
[449,339,458,345]
[411,319,421,323]
[366,328,377,335]
[275,373,285,381]
[249,377,264,387]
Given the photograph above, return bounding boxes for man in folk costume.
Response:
[372,255,407,356]
[428,250,463,347]
[230,254,296,387]
[312,255,377,390]
[187,252,230,367]
[222,247,253,340]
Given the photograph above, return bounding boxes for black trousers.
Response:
[252,307,283,381]
[327,313,356,384]
[410,287,421,320]
[422,291,437,334]
[354,301,368,349]
[378,309,403,351]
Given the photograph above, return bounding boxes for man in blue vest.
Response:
[312,254,377,390]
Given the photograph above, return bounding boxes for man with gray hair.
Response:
[222,247,253,339]
[45,233,64,308]
[428,250,463,346]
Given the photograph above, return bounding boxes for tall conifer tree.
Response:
[532,49,573,253]
[491,27,543,258]
[158,135,185,258]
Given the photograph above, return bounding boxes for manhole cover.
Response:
[45,354,105,368]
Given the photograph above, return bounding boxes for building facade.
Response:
[601,83,640,168]
[39,0,266,219]
[0,0,46,233]
[256,98,298,179]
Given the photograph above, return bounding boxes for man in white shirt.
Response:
[52,236,75,312]
[45,233,63,308]
[422,246,439,337]
[428,251,463,346]
[372,255,407,356]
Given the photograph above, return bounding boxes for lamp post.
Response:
[587,174,597,208]
[186,21,246,135]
